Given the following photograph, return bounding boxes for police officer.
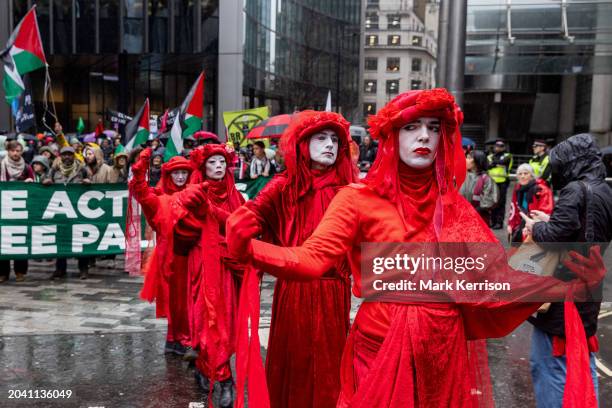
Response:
[487,139,513,229]
[529,139,551,185]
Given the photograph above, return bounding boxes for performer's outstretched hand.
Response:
[563,246,607,289]
[226,206,261,261]
[131,147,152,177]
[179,182,209,210]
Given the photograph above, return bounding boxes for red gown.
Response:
[128,149,193,347]
[244,110,356,408]
[234,89,596,407]
[174,144,245,382]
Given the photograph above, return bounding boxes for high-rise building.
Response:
[361,0,438,123]
[243,0,362,120]
[0,0,220,133]
[0,0,363,135]
[463,0,612,149]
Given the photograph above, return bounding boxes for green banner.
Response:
[0,182,131,260]
[235,176,273,201]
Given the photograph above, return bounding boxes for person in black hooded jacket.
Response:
[521,133,612,406]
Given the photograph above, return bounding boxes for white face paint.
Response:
[309,129,339,168]
[398,117,441,169]
[205,154,227,181]
[170,169,189,187]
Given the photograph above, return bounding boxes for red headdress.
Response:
[189,144,243,209]
[365,88,465,239]
[158,156,194,195]
[366,88,465,201]
[279,110,356,201]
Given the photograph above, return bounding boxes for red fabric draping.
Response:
[236,110,356,408]
[240,89,595,407]
[174,144,245,401]
[128,150,192,325]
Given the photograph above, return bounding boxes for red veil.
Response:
[236,110,356,408]
[279,110,355,202]
[347,89,595,407]
[138,157,193,308]
[181,144,245,392]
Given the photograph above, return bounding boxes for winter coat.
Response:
[83,146,113,183]
[459,171,499,223]
[108,152,128,183]
[31,155,50,182]
[0,156,34,181]
[358,143,377,164]
[508,178,553,242]
[46,160,89,184]
[531,133,612,337]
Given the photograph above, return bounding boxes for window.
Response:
[364,103,377,117]
[366,35,378,46]
[388,14,401,28]
[365,57,378,71]
[364,80,377,93]
[411,80,422,90]
[388,35,400,46]
[386,80,399,94]
[366,12,379,29]
[366,0,379,8]
[411,58,422,72]
[386,57,400,72]
[412,36,422,46]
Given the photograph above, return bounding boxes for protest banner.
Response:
[235,176,273,201]
[14,75,36,133]
[223,106,269,147]
[0,182,137,260]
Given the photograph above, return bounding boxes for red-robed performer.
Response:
[128,147,193,356]
[173,144,245,407]
[227,89,606,407]
[241,110,356,408]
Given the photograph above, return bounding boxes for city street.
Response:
[1,250,611,408]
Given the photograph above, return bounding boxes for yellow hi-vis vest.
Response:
[529,154,550,178]
[487,153,513,183]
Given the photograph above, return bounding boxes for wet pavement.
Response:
[1,256,611,407]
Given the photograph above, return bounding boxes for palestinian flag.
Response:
[1,6,47,106]
[165,72,204,161]
[124,98,150,151]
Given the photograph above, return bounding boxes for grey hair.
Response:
[516,163,535,178]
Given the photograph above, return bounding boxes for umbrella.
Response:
[247,114,292,139]
[83,133,97,143]
[103,129,116,138]
[601,145,612,156]
[194,130,219,142]
[462,137,476,148]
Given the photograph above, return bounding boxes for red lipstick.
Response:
[413,147,431,155]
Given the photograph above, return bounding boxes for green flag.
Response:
[1,7,47,106]
[76,117,85,134]
[165,72,204,161]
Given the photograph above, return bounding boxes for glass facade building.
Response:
[7,0,219,132]
[463,0,612,150]
[243,0,362,119]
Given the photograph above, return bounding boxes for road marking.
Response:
[596,357,612,377]
[596,309,612,377]
[598,310,612,319]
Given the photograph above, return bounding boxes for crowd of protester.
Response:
[0,122,289,282]
[0,111,611,406]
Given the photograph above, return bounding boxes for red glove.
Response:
[178,183,208,211]
[563,246,606,290]
[226,206,261,262]
[131,147,152,177]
